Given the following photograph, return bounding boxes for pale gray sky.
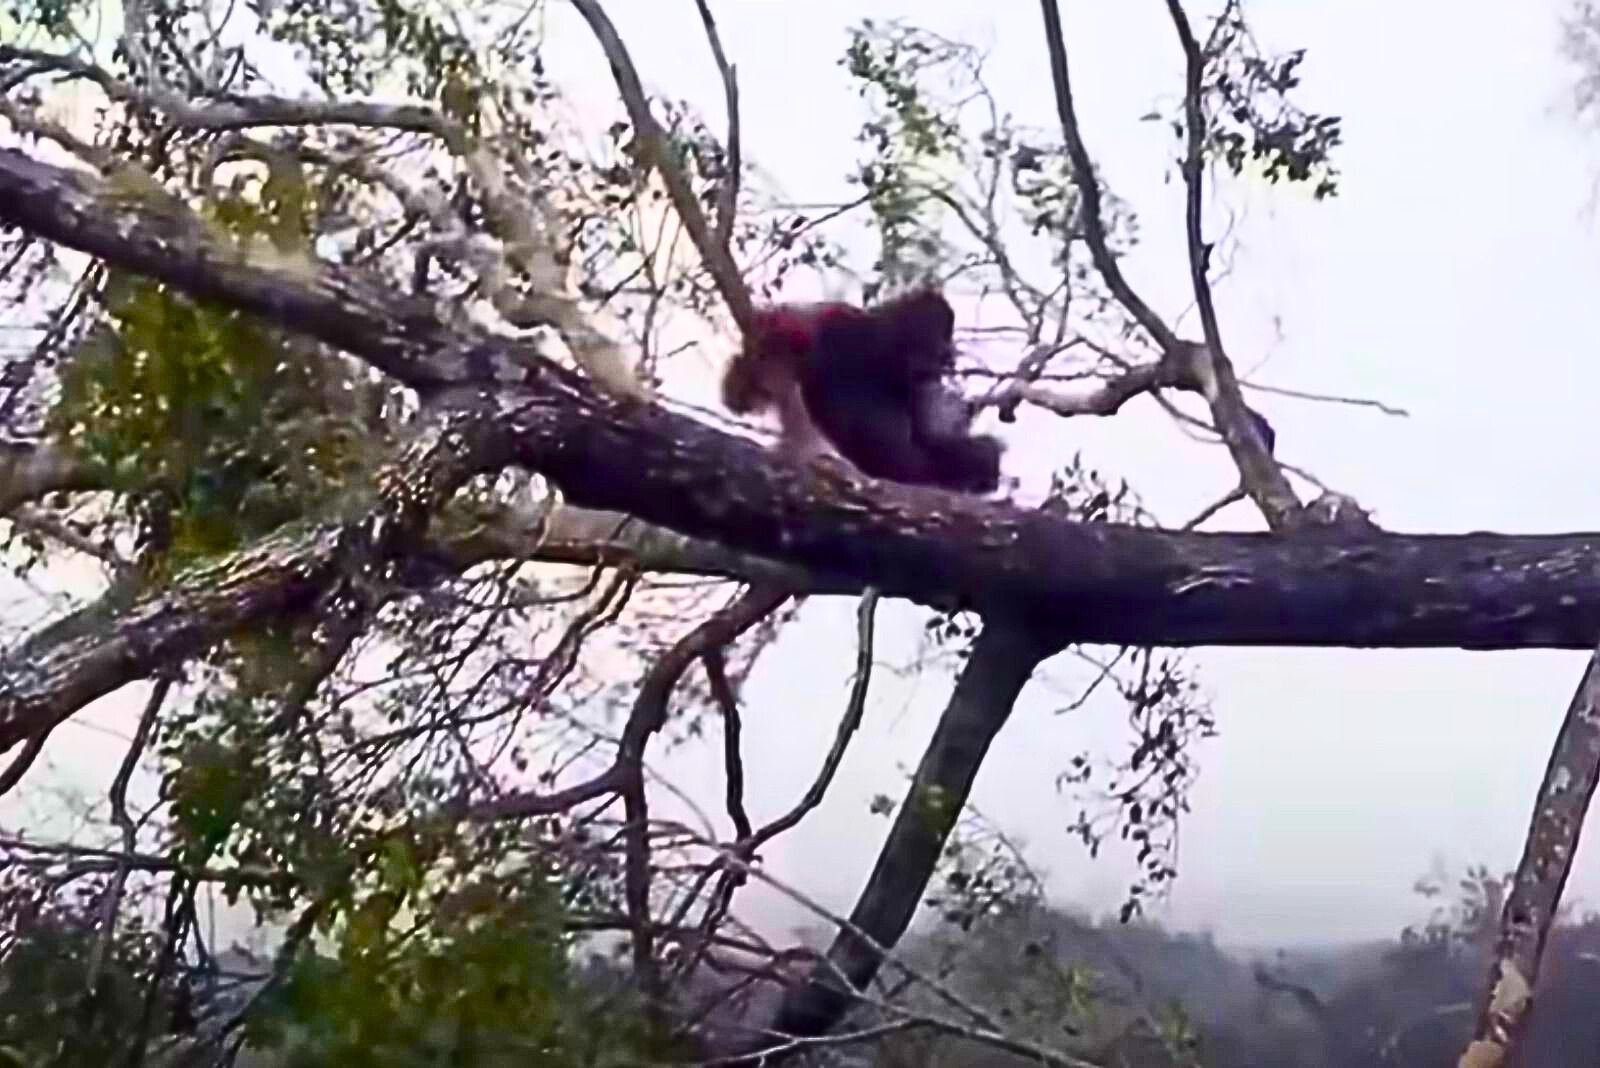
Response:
[9,0,1600,954]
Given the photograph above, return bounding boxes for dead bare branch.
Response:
[704,649,752,840]
[571,0,755,333]
[85,674,172,990]
[620,584,791,1011]
[743,589,879,850]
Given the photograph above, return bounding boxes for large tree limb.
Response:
[0,149,484,390]
[0,392,515,753]
[7,146,1600,662]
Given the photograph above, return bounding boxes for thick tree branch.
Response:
[1,46,449,136]
[0,437,822,588]
[763,620,1052,1050]
[0,149,489,390]
[0,393,515,753]
[7,145,1600,676]
[1460,647,1600,1067]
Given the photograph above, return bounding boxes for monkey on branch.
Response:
[720,288,1005,494]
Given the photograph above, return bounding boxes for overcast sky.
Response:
[9,0,1600,955]
[541,0,1600,950]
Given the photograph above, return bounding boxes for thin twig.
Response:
[1181,486,1247,530]
[703,650,752,840]
[743,589,878,849]
[1243,379,1411,418]
[663,591,877,998]
[688,590,880,975]
[86,675,172,991]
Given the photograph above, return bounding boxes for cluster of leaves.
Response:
[1191,10,1344,199]
[159,684,324,913]
[238,828,656,1068]
[1040,456,1159,527]
[840,17,1147,339]
[49,189,384,565]
[925,814,1044,936]
[1059,647,1216,923]
[1039,461,1211,920]
[996,133,1081,256]
[263,0,482,104]
[0,830,649,1067]
[843,21,968,295]
[1391,864,1510,968]
[0,869,189,1067]
[151,647,650,1062]
[6,0,92,45]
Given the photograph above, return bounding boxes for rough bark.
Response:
[11,146,1600,761]
[1460,647,1600,1068]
